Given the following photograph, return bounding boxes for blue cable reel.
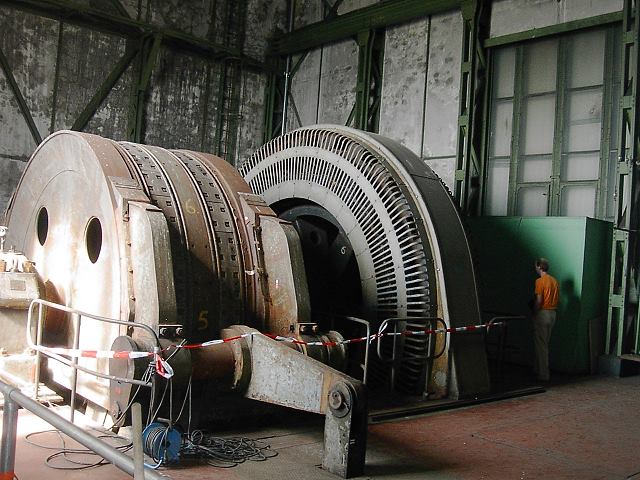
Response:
[142,422,182,466]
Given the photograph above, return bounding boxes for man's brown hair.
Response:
[535,258,550,272]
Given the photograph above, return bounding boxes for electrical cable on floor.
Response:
[26,348,275,473]
[25,428,132,471]
[139,379,277,469]
[180,430,278,468]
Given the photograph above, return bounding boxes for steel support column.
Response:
[214,0,247,164]
[351,30,384,132]
[454,0,489,214]
[606,0,640,356]
[72,43,139,132]
[127,33,162,143]
[263,59,286,142]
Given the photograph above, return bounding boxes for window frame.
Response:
[483,25,620,219]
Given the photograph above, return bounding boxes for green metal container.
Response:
[466,216,612,374]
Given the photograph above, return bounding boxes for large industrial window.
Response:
[485,26,621,219]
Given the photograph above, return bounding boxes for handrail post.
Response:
[0,392,19,479]
[132,403,145,479]
[343,316,371,384]
[33,302,44,400]
[70,312,81,423]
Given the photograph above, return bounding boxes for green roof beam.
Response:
[270,0,461,56]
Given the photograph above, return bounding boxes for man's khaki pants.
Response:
[533,309,557,381]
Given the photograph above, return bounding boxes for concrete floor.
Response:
[3,374,640,480]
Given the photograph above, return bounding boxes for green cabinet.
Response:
[467,217,612,374]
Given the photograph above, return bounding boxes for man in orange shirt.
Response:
[533,258,559,382]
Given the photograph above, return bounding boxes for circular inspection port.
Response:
[85,217,102,263]
[36,207,48,246]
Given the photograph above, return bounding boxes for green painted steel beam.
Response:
[271,0,461,56]
[108,0,130,19]
[354,30,373,131]
[71,44,139,131]
[606,0,639,356]
[129,34,162,143]
[139,34,163,92]
[1,0,265,70]
[0,45,42,145]
[485,11,622,48]
[454,0,489,214]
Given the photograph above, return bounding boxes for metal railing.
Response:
[27,299,160,422]
[0,379,170,479]
[482,313,527,378]
[327,314,372,385]
[343,316,371,385]
[376,317,444,389]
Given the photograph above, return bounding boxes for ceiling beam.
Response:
[270,0,461,56]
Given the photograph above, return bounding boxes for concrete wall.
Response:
[286,2,463,188]
[380,12,462,189]
[490,0,623,38]
[0,0,286,217]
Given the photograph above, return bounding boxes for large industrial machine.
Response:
[0,125,489,477]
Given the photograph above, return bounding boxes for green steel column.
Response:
[127,33,162,143]
[550,37,568,215]
[353,29,384,132]
[262,61,285,142]
[606,0,640,356]
[354,31,373,130]
[72,43,138,132]
[454,0,488,214]
[214,0,247,164]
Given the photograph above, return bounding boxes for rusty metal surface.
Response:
[185,151,264,329]
[189,342,236,383]
[120,142,203,337]
[4,129,370,477]
[169,150,247,334]
[127,202,176,350]
[260,217,311,336]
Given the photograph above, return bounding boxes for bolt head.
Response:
[329,390,344,410]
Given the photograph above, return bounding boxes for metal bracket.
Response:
[226,325,368,478]
[323,381,367,478]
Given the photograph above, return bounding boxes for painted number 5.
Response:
[198,310,209,330]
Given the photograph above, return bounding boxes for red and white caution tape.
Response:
[33,346,153,359]
[154,354,174,379]
[33,321,504,380]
